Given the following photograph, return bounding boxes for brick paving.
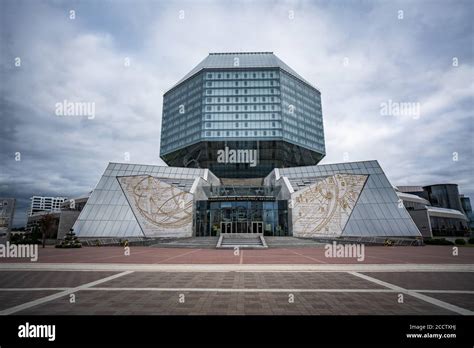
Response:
[0,290,59,311]
[1,270,472,315]
[96,271,386,289]
[0,271,119,288]
[1,246,472,316]
[16,290,454,315]
[420,293,474,311]
[1,245,473,264]
[360,272,474,291]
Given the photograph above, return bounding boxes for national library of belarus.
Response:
[73,52,425,243]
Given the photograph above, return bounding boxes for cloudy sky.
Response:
[1,0,473,226]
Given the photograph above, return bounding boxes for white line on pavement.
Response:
[0,288,68,291]
[86,287,395,293]
[0,263,473,272]
[1,287,472,294]
[348,271,473,316]
[0,270,134,315]
[412,290,474,294]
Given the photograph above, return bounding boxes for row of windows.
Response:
[162,110,201,125]
[205,80,278,88]
[105,163,199,174]
[281,90,321,110]
[164,97,201,113]
[161,136,200,153]
[281,88,320,107]
[206,88,278,96]
[282,128,324,140]
[204,113,280,121]
[205,104,280,112]
[280,71,319,97]
[282,109,322,123]
[164,77,203,102]
[204,121,281,129]
[204,130,282,137]
[282,134,324,151]
[284,117,324,130]
[206,71,277,80]
[205,96,279,103]
[162,117,201,134]
[161,130,200,148]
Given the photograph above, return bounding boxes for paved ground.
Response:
[0,246,472,315]
[0,267,472,315]
[0,265,474,315]
[1,245,473,264]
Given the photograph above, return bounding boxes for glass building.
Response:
[73,52,423,242]
[160,52,325,178]
[398,185,470,237]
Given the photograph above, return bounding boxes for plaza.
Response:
[0,245,473,315]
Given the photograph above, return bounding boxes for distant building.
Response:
[460,195,474,232]
[0,198,16,242]
[29,196,67,216]
[57,194,90,240]
[397,185,470,238]
[26,211,61,235]
[26,194,90,242]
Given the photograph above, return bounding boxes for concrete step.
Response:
[217,235,267,249]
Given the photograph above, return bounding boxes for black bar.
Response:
[0,315,471,346]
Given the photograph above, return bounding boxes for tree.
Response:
[38,214,57,248]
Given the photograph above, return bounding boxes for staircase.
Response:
[216,234,267,249]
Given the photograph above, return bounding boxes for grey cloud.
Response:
[0,0,472,226]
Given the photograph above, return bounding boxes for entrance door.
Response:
[221,222,232,234]
[252,222,263,234]
[236,222,247,233]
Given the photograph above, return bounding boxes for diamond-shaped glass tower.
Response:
[160,52,325,178]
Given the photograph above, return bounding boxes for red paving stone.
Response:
[0,245,473,264]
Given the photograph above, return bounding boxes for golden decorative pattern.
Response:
[118,175,193,232]
[291,173,367,237]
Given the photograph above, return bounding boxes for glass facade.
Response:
[460,196,474,231]
[162,140,324,178]
[277,161,422,238]
[160,52,325,178]
[161,73,203,156]
[195,200,289,237]
[424,184,465,213]
[201,69,283,140]
[430,216,469,237]
[280,70,324,153]
[73,163,206,238]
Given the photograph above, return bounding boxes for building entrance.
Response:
[220,221,263,234]
[252,221,263,234]
[196,200,289,237]
[221,222,232,234]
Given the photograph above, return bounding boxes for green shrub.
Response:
[455,238,466,245]
[55,229,82,248]
[468,238,474,245]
